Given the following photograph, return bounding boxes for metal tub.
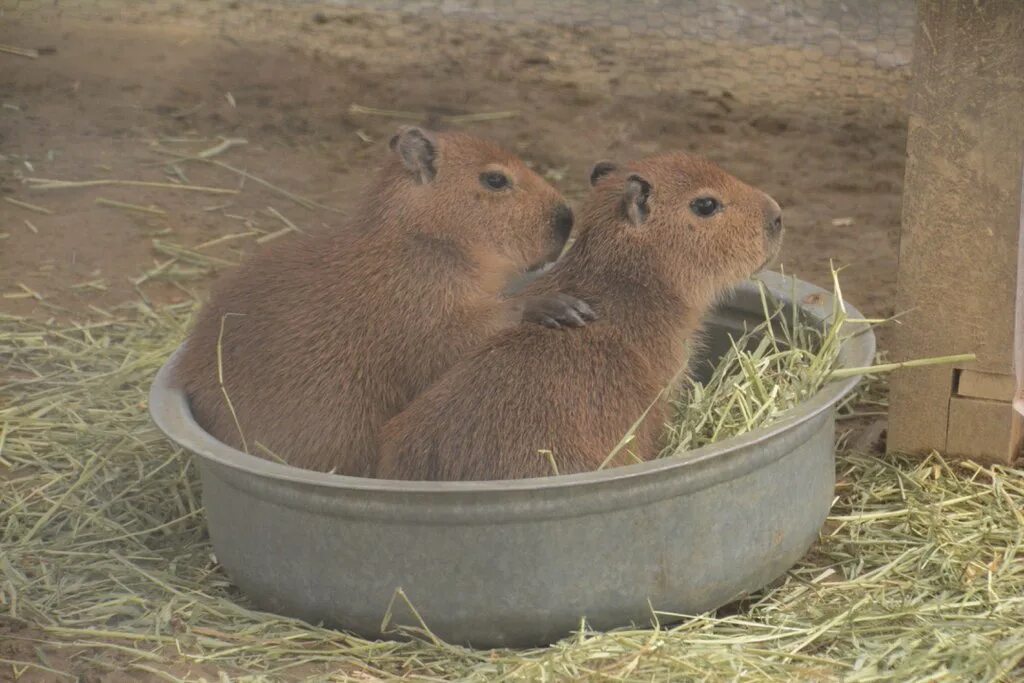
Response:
[149,271,874,648]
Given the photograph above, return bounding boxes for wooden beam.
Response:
[946,397,1023,464]
[955,370,1017,402]
[887,0,1024,464]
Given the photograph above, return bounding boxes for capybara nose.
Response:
[551,203,574,245]
[764,197,783,239]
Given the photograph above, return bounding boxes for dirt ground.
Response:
[1,0,908,326]
[1,1,908,679]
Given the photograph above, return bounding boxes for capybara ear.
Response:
[589,160,618,186]
[390,126,437,184]
[622,173,652,226]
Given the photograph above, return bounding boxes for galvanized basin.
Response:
[149,271,874,648]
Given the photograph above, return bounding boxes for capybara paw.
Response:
[521,293,597,329]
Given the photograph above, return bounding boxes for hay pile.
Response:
[660,271,968,458]
[661,276,848,457]
[2,293,1023,681]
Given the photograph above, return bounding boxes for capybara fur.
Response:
[176,127,589,475]
[377,151,784,481]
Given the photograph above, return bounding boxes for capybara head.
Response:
[579,151,782,302]
[378,126,573,269]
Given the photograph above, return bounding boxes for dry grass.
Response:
[662,271,971,458]
[662,276,845,457]
[2,276,1022,681]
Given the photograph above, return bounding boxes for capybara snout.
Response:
[547,202,574,257]
[757,195,783,271]
[763,195,784,248]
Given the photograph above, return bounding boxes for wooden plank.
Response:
[887,0,1024,460]
[956,370,1017,402]
[888,366,955,455]
[1017,156,1024,421]
[946,397,1023,465]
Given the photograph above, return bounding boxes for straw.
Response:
[197,137,248,159]
[1,271,1020,680]
[660,268,973,458]
[217,313,249,454]
[25,178,238,195]
[349,103,518,123]
[95,197,168,216]
[830,353,976,379]
[148,147,340,213]
[4,196,54,215]
[0,44,39,59]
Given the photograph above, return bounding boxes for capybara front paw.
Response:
[521,293,597,329]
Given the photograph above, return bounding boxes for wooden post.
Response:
[887,0,1024,465]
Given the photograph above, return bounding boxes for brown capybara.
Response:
[175,126,593,475]
[376,151,783,481]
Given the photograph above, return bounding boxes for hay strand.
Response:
[4,196,54,215]
[265,206,304,234]
[95,197,168,216]
[349,103,518,123]
[0,44,39,59]
[216,313,249,454]
[197,137,248,159]
[26,178,238,195]
[149,147,340,213]
[831,353,976,379]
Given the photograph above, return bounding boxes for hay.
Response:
[662,270,972,457]
[0,44,40,59]
[96,197,168,217]
[4,196,54,216]
[2,289,1023,680]
[148,147,342,213]
[25,178,239,195]
[348,104,518,124]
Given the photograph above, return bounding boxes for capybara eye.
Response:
[480,171,511,191]
[690,197,721,218]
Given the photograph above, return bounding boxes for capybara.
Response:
[377,151,783,481]
[176,126,593,475]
